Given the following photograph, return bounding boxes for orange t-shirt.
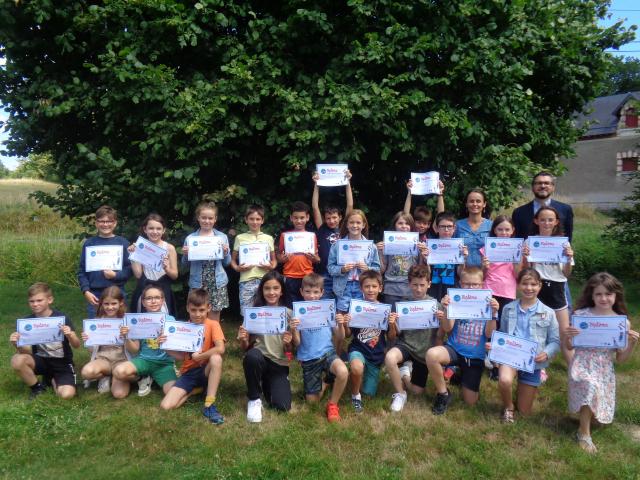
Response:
[279,231,317,278]
[180,319,225,373]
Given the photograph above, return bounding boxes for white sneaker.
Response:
[399,361,413,380]
[247,399,263,423]
[97,376,111,394]
[137,375,153,397]
[390,391,407,412]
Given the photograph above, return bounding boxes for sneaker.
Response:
[575,432,597,454]
[137,375,153,397]
[399,361,413,380]
[540,369,548,384]
[390,391,407,413]
[29,383,47,400]
[501,408,515,424]
[326,402,341,423]
[247,399,263,423]
[203,404,224,425]
[432,389,452,415]
[97,376,111,394]
[351,397,364,413]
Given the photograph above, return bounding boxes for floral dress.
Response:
[568,308,616,423]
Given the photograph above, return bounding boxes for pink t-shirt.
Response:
[480,247,516,299]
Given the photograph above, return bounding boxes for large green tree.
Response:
[0,0,632,234]
[599,56,640,96]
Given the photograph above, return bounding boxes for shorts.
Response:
[518,368,542,387]
[95,346,127,369]
[175,366,208,393]
[336,280,363,312]
[443,345,484,393]
[300,351,338,394]
[239,279,261,314]
[34,355,76,387]
[394,344,428,388]
[131,357,177,387]
[538,280,567,310]
[348,350,381,396]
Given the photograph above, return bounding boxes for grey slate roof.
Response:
[575,91,640,138]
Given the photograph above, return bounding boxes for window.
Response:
[617,150,639,175]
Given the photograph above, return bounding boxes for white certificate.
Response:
[238,242,271,265]
[484,237,524,263]
[129,236,167,271]
[348,300,391,330]
[527,236,569,263]
[447,288,493,320]
[16,317,65,347]
[161,320,205,352]
[571,315,628,349]
[427,238,465,264]
[284,231,315,254]
[187,236,224,261]
[410,171,440,195]
[316,164,349,187]
[243,307,288,335]
[383,231,419,256]
[85,245,123,272]
[83,319,124,347]
[396,300,439,330]
[293,300,336,330]
[488,331,538,373]
[336,240,373,265]
[124,312,164,340]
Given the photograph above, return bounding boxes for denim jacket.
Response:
[182,229,232,289]
[326,236,380,298]
[499,300,560,369]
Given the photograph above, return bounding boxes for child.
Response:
[238,271,294,422]
[160,288,226,425]
[566,273,639,453]
[182,201,232,321]
[231,204,277,314]
[277,201,320,304]
[77,205,132,317]
[425,267,498,414]
[113,284,177,398]
[497,268,560,423]
[81,287,132,398]
[9,282,80,399]
[128,213,178,315]
[327,209,381,313]
[384,265,442,412]
[290,273,349,422]
[403,178,445,241]
[522,206,574,363]
[311,170,353,299]
[338,270,397,413]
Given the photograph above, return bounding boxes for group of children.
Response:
[8,172,639,454]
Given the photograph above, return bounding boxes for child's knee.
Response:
[81,364,95,379]
[333,361,348,380]
[160,396,175,411]
[349,361,364,376]
[10,353,28,370]
[112,389,129,400]
[209,353,223,368]
[57,386,76,400]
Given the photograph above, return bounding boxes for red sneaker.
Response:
[326,402,341,423]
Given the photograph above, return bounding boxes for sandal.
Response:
[575,432,598,454]
[501,408,515,424]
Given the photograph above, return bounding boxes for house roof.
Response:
[575,91,640,138]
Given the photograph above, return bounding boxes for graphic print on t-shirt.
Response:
[357,328,381,349]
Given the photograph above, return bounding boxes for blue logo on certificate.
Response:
[533,241,540,247]
[91,251,97,257]
[453,295,461,302]
[321,169,326,174]
[431,244,438,250]
[25,324,32,331]
[498,337,505,345]
[250,313,257,319]
[130,318,138,325]
[243,248,248,254]
[192,241,198,246]
[138,243,144,249]
[579,322,589,330]
[355,306,362,313]
[342,244,348,250]
[490,242,497,248]
[402,308,409,314]
[168,326,176,333]
[299,308,306,315]
[90,324,97,331]
[389,236,395,242]
[415,178,421,182]
[288,236,293,241]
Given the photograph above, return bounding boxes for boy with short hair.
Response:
[277,201,320,304]
[160,288,226,425]
[337,270,397,413]
[290,273,349,422]
[425,267,499,415]
[9,282,80,399]
[231,204,277,313]
[77,205,132,317]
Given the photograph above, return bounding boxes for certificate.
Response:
[238,242,271,265]
[129,236,167,271]
[187,236,224,261]
[484,237,524,263]
[284,231,315,254]
[571,315,628,349]
[85,245,123,272]
[447,288,493,320]
[527,236,569,263]
[396,300,439,330]
[348,300,391,330]
[16,317,65,347]
[316,164,349,187]
[161,320,205,352]
[243,307,288,335]
[124,312,164,340]
[427,238,465,264]
[293,300,336,330]
[410,171,440,195]
[383,231,419,256]
[336,240,373,265]
[83,319,124,347]
[488,331,538,373]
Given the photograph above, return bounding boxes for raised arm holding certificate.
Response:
[427,238,465,264]
[129,236,167,271]
[484,237,524,263]
[187,236,224,261]
[396,300,439,330]
[284,231,315,254]
[571,315,628,349]
[336,240,373,265]
[83,319,124,347]
[383,231,418,256]
[85,245,123,272]
[238,242,270,266]
[316,164,349,187]
[293,300,336,330]
[527,236,569,263]
[16,317,65,346]
[124,312,164,340]
[410,171,440,195]
[243,307,288,335]
[447,288,493,320]
[488,331,537,373]
[348,300,391,330]
[161,320,205,352]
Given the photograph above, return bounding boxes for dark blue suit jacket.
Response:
[512,199,574,241]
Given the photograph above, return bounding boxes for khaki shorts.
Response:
[95,346,127,369]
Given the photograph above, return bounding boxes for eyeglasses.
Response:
[96,220,115,225]
[143,296,163,301]
[438,225,455,230]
